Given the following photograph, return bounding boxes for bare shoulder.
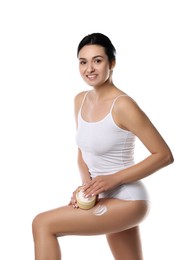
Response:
[114,94,142,113]
[113,95,150,131]
[74,91,89,125]
[74,91,88,107]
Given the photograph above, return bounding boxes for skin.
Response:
[32,44,174,260]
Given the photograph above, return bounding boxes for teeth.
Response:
[87,75,96,79]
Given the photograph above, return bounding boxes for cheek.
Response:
[101,65,111,75]
[101,69,111,80]
[79,67,86,77]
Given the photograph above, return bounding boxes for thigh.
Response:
[106,226,144,260]
[33,199,149,236]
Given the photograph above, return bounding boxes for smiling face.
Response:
[78,44,115,87]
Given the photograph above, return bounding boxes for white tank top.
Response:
[76,92,135,178]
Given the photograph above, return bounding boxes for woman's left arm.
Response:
[114,96,174,184]
[83,96,174,197]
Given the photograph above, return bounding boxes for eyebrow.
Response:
[79,55,104,60]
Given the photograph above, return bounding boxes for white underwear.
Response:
[99,181,149,201]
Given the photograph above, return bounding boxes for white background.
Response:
[0,0,185,259]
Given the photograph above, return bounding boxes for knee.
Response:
[32,212,47,240]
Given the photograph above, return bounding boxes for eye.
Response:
[79,60,87,65]
[94,58,102,64]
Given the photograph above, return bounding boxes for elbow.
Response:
[163,150,174,166]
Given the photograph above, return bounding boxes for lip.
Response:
[86,74,97,80]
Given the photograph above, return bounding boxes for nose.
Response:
[86,62,95,73]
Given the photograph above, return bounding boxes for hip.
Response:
[99,181,150,201]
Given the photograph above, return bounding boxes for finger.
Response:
[83,186,94,196]
[83,180,97,192]
[83,178,97,189]
[74,203,79,208]
[90,187,103,196]
[84,185,103,197]
[72,199,78,208]
[81,184,90,192]
[70,202,77,208]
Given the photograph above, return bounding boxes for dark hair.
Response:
[77,33,116,62]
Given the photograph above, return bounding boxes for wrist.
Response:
[82,178,92,186]
[115,172,124,186]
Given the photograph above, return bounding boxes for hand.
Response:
[82,175,118,198]
[68,187,80,209]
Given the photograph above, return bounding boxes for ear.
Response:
[110,59,116,70]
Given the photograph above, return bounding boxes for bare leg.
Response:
[32,199,149,260]
[106,226,144,260]
[33,220,61,260]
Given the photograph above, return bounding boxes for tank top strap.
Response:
[110,94,128,113]
[79,91,90,111]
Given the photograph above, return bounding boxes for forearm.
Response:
[77,148,91,185]
[78,161,91,185]
[116,152,173,185]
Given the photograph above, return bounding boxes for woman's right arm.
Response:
[74,92,91,185]
[77,148,92,185]
[69,92,91,208]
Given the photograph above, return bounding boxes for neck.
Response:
[90,83,119,103]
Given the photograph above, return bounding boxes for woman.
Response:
[32,33,174,260]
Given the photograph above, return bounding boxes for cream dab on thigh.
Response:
[93,204,108,216]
